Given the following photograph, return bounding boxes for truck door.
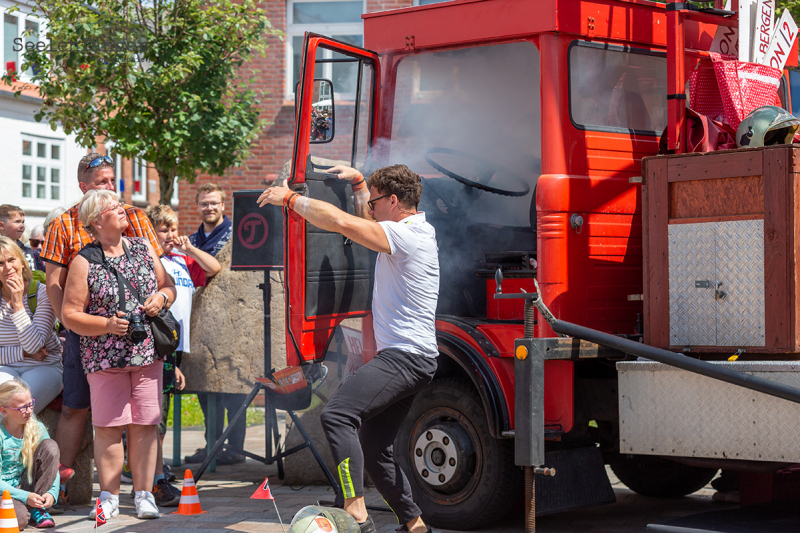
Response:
[285,33,380,366]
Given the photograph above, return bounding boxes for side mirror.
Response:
[310,79,335,143]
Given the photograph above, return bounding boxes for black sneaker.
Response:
[152,479,180,507]
[184,447,207,464]
[163,464,176,483]
[358,516,375,533]
[216,450,246,465]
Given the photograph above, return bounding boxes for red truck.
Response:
[279,0,800,529]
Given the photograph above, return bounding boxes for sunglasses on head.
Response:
[82,156,114,177]
[29,239,42,247]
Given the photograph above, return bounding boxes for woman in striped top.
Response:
[0,238,63,414]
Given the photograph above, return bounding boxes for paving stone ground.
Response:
[44,414,735,533]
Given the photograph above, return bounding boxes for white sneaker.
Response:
[135,490,160,519]
[88,495,119,520]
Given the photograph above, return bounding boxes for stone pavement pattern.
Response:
[43,424,735,533]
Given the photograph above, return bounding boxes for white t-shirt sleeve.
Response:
[378,221,419,261]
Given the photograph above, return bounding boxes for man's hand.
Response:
[258,184,291,207]
[23,348,48,362]
[326,165,362,182]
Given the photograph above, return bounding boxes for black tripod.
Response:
[192,272,342,503]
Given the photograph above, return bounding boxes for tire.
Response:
[395,377,522,530]
[610,456,718,498]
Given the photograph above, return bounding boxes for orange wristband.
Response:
[287,193,300,211]
[351,175,366,191]
[282,189,295,207]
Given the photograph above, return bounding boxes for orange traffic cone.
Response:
[173,470,206,515]
[0,490,19,533]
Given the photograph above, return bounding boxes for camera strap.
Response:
[80,240,144,313]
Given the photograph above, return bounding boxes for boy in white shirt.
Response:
[144,205,220,505]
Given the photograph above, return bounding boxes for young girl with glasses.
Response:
[0,378,60,529]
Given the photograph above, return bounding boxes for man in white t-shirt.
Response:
[259,164,439,533]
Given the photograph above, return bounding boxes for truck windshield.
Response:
[389,41,540,229]
[569,41,667,135]
[389,41,540,316]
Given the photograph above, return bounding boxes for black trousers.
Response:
[320,348,437,524]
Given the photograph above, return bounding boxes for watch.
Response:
[157,291,169,306]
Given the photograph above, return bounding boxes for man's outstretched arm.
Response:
[325,165,373,220]
[258,183,391,254]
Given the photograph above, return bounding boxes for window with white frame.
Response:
[285,0,365,99]
[21,135,63,202]
[2,8,45,81]
[132,157,147,202]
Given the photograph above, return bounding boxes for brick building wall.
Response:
[175,0,414,235]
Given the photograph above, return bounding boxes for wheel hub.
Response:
[413,424,472,488]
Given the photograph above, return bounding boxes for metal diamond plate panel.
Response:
[618,361,800,462]
[669,224,716,346]
[715,220,765,346]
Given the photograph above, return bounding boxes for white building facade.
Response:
[1,0,85,233]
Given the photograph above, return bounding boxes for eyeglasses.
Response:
[4,400,35,413]
[81,156,114,177]
[100,202,123,216]
[198,202,222,209]
[368,194,391,211]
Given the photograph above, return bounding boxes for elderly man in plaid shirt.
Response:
[40,152,163,512]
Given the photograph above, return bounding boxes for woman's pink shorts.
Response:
[87,362,162,427]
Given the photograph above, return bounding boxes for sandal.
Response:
[30,508,55,529]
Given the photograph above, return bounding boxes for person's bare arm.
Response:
[44,262,67,323]
[258,183,391,254]
[173,236,221,278]
[61,256,129,337]
[327,165,373,221]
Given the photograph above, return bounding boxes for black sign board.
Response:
[231,190,284,271]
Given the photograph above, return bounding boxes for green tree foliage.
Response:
[2,0,281,204]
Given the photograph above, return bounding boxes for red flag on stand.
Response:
[95,498,106,527]
[251,477,274,500]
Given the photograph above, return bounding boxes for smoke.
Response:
[368,41,542,315]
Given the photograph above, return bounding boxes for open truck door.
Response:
[284,33,380,366]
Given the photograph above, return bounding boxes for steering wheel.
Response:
[424,147,531,197]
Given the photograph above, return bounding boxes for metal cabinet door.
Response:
[669,223,717,346]
[714,219,765,346]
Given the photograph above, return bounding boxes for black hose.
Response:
[550,320,800,405]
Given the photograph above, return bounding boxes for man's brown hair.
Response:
[195,183,226,203]
[0,205,24,221]
[367,165,422,209]
[77,152,115,183]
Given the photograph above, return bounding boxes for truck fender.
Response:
[435,330,511,439]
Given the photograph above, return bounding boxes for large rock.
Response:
[182,240,287,393]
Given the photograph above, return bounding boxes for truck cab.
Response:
[281,0,797,528]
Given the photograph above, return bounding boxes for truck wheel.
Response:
[610,456,717,498]
[395,377,522,530]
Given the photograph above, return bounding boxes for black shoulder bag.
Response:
[79,241,180,358]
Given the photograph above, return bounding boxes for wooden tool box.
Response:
[642,145,800,355]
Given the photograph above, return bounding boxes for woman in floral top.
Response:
[61,190,175,521]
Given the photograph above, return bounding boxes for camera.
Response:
[126,312,148,344]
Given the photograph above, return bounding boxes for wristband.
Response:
[286,193,301,211]
[158,292,169,306]
[351,174,366,191]
[282,189,295,207]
